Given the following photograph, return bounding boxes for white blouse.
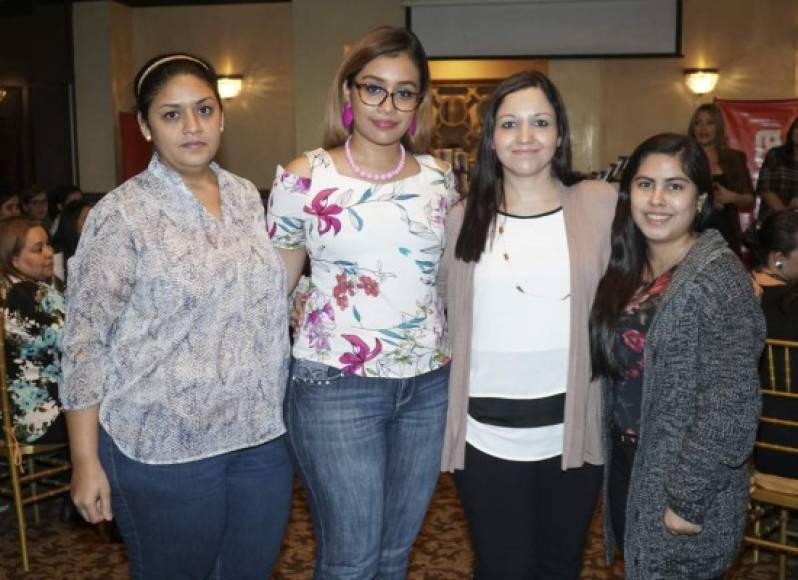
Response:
[467,208,571,461]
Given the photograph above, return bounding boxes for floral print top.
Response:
[3,279,66,443]
[266,149,459,378]
[611,267,675,436]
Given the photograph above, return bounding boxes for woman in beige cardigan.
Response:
[438,71,617,579]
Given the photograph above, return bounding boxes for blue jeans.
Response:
[286,359,449,580]
[99,429,293,580]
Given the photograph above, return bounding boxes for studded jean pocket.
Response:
[291,358,344,386]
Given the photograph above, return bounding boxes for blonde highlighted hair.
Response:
[687,103,729,151]
[322,26,433,154]
[0,216,45,291]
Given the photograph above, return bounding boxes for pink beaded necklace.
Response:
[344,137,406,182]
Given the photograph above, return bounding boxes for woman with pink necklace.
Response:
[266,26,458,580]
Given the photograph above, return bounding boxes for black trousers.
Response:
[454,443,603,580]
[608,434,636,554]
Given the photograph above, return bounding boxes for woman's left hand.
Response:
[663,507,702,535]
[713,183,734,208]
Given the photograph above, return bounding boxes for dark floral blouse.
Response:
[3,279,66,444]
[611,268,675,436]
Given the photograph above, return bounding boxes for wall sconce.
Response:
[0,88,7,104]
[683,68,719,96]
[217,75,243,99]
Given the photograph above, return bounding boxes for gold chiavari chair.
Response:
[744,338,798,580]
[0,302,71,572]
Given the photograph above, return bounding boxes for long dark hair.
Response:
[744,209,798,269]
[455,71,575,262]
[52,200,92,282]
[776,117,798,166]
[589,133,714,380]
[744,209,798,312]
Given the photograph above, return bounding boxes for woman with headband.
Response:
[267,26,458,579]
[60,53,293,579]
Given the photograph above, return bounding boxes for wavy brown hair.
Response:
[687,103,729,152]
[0,216,46,290]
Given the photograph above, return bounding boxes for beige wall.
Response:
[794,0,798,97]
[74,0,798,185]
[130,3,294,188]
[599,0,798,168]
[549,60,602,173]
[73,2,119,192]
[74,1,294,190]
[291,0,404,154]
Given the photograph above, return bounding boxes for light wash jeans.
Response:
[286,359,449,580]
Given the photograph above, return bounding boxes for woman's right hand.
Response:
[663,506,702,535]
[71,458,113,523]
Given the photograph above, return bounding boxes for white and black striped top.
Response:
[466,207,570,462]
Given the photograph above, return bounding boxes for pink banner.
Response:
[715,98,798,182]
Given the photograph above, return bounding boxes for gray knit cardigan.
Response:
[601,229,766,579]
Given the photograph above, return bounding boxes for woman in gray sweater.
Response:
[589,133,765,579]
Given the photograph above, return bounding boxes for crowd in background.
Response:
[0,23,797,580]
[0,182,88,446]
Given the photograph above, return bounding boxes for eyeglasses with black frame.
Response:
[353,82,421,113]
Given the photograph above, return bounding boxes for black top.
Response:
[611,268,675,435]
[3,279,67,444]
[705,150,754,256]
[757,146,798,212]
[705,173,743,256]
[755,283,798,478]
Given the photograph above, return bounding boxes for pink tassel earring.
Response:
[409,117,417,137]
[342,102,354,129]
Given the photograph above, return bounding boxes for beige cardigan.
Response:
[439,179,618,471]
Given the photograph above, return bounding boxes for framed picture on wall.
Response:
[430,79,498,194]
[431,80,498,162]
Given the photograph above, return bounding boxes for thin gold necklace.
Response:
[496,213,570,300]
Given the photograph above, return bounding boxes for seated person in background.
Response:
[48,184,83,237]
[745,209,798,478]
[687,103,754,256]
[0,187,21,219]
[757,117,798,215]
[19,184,51,230]
[0,216,66,444]
[51,200,92,283]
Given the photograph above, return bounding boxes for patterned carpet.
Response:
[0,474,794,579]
